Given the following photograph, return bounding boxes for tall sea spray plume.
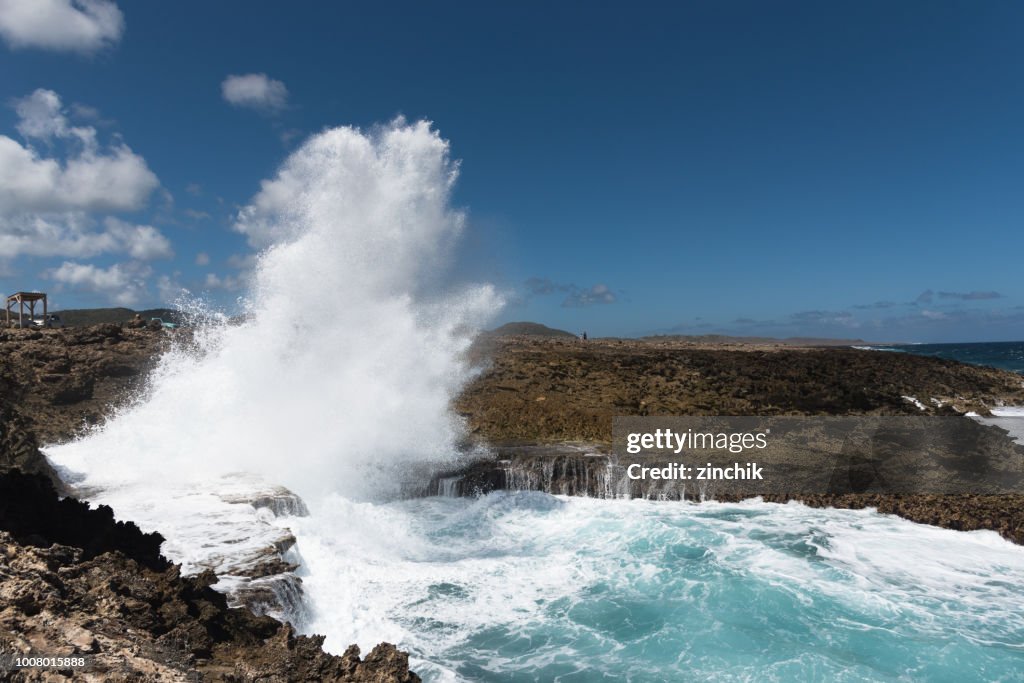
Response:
[49,119,501,502]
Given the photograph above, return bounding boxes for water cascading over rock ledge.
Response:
[431,435,1024,546]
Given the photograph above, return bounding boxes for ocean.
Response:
[293,493,1024,681]
[42,121,1024,681]
[855,341,1024,375]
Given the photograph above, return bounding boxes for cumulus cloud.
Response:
[524,278,619,308]
[0,214,171,260]
[221,73,289,113]
[101,217,173,260]
[14,88,68,139]
[48,260,150,306]
[1,90,158,214]
[562,283,617,308]
[0,135,157,213]
[0,89,164,261]
[69,102,101,120]
[195,252,210,266]
[0,0,124,53]
[0,212,104,258]
[524,277,568,296]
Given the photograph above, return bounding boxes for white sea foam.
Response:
[991,407,1024,417]
[290,494,1024,679]
[972,410,1024,446]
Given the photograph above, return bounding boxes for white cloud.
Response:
[50,260,126,288]
[0,213,171,260]
[48,260,150,306]
[0,0,124,53]
[0,137,157,213]
[102,217,173,260]
[1,91,159,214]
[195,252,210,266]
[0,90,164,261]
[561,283,617,308]
[0,212,101,258]
[221,73,289,113]
[14,88,68,139]
[69,102,101,120]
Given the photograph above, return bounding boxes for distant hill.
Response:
[487,322,578,338]
[53,307,182,327]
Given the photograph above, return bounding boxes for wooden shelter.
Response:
[5,292,47,328]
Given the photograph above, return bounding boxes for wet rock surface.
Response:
[0,472,420,681]
[3,324,1024,678]
[0,327,420,681]
[0,470,168,571]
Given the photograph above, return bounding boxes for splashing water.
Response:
[295,494,1024,681]
[48,119,499,501]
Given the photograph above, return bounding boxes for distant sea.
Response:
[853,341,1024,374]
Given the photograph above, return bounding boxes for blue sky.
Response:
[1,1,1022,342]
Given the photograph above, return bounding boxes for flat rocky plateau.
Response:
[458,335,1024,440]
[456,335,1024,543]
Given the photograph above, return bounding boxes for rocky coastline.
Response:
[453,335,1024,544]
[0,326,420,682]
[2,324,1024,679]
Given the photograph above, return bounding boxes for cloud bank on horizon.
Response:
[0,1,1021,342]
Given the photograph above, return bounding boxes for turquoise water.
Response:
[861,341,1024,374]
[294,492,1024,681]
